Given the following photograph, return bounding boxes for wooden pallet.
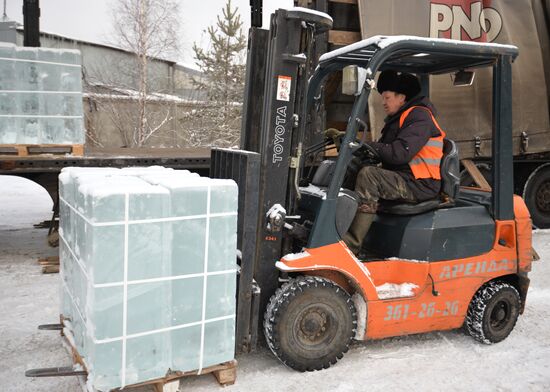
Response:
[38,256,59,274]
[0,144,84,157]
[59,316,237,391]
[115,360,238,392]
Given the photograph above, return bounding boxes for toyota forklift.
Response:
[211,8,534,372]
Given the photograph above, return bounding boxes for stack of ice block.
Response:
[58,166,238,391]
[0,42,84,144]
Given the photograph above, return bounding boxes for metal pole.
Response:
[492,55,514,220]
[250,0,262,28]
[23,0,41,47]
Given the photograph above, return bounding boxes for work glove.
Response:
[323,128,345,148]
[353,141,381,165]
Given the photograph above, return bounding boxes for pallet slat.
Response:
[37,256,60,274]
[328,30,361,45]
[38,256,59,265]
[461,159,492,191]
[120,360,238,391]
[0,144,84,157]
[42,265,60,274]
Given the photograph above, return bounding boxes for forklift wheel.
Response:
[263,276,357,371]
[465,281,520,344]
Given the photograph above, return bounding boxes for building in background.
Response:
[0,20,219,148]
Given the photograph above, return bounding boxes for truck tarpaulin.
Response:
[359,0,550,158]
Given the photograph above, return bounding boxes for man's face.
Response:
[381,91,406,116]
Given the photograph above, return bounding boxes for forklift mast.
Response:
[211,8,331,353]
[23,0,40,47]
[249,8,331,311]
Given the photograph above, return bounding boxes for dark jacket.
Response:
[368,96,442,201]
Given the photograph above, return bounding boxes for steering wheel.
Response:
[344,143,381,189]
[353,142,381,163]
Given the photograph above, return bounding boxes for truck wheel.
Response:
[523,164,550,228]
[263,276,357,371]
[465,281,520,344]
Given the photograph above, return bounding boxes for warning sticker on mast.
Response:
[276,75,292,101]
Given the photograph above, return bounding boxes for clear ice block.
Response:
[0,43,15,91]
[0,43,84,145]
[0,117,17,143]
[59,167,238,391]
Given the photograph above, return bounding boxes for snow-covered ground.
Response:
[0,175,549,392]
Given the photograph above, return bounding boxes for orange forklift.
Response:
[212,9,534,372]
[266,35,534,370]
[22,6,536,384]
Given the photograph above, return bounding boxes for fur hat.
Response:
[377,70,421,101]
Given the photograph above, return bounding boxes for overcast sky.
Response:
[3,0,293,68]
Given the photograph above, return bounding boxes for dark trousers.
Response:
[355,166,416,211]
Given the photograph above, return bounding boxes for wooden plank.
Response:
[0,145,27,156]
[461,159,492,191]
[42,265,59,274]
[38,256,59,274]
[17,145,28,156]
[71,144,84,156]
[0,144,84,157]
[213,363,237,386]
[39,260,59,266]
[328,30,361,45]
[114,360,238,390]
[38,256,59,265]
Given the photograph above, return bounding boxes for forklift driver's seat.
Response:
[380,139,460,215]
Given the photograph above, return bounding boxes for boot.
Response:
[342,212,375,255]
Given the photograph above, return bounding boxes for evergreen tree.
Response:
[192,0,247,147]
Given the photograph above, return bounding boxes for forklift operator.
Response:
[342,70,446,255]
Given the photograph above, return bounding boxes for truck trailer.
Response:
[295,0,550,228]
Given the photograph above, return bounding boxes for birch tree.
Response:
[109,0,181,147]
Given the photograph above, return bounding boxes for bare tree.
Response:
[107,0,181,147]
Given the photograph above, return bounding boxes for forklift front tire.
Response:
[465,281,521,344]
[263,276,357,371]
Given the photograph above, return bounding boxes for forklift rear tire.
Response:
[465,281,520,344]
[263,276,357,371]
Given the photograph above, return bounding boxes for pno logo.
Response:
[430,0,503,42]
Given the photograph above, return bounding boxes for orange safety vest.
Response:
[399,106,446,180]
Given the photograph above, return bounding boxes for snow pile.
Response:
[376,282,419,299]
